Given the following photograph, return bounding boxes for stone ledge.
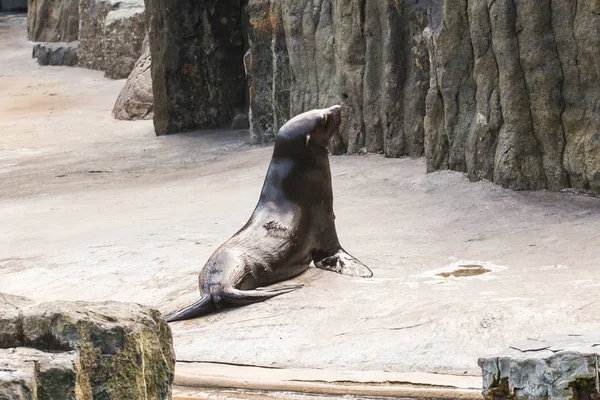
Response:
[479,333,600,400]
[32,41,78,66]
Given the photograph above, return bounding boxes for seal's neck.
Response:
[258,152,332,207]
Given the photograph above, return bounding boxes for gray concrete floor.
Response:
[2,16,600,375]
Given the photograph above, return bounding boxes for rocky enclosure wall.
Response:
[246,0,600,191]
[27,0,79,42]
[32,0,598,192]
[247,0,430,156]
[27,0,146,79]
[425,0,600,191]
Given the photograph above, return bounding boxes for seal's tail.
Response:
[164,295,214,323]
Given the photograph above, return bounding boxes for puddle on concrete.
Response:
[437,264,492,278]
[417,260,507,283]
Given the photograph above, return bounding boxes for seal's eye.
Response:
[320,114,328,126]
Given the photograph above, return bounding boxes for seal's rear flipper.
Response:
[221,284,304,306]
[314,249,373,278]
[164,295,214,323]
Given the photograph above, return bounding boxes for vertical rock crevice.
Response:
[247,0,430,158]
[423,0,598,191]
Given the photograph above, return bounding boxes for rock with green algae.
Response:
[0,292,175,400]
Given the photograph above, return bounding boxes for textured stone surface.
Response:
[32,41,78,66]
[78,0,145,79]
[146,0,246,135]
[479,333,600,400]
[243,0,599,192]
[0,294,33,349]
[0,351,37,400]
[246,0,290,144]
[246,0,430,155]
[27,0,79,42]
[0,348,77,400]
[424,0,600,192]
[0,293,175,400]
[113,36,153,120]
[103,5,146,79]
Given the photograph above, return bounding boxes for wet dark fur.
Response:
[165,106,372,322]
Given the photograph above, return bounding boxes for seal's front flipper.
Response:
[314,249,373,278]
[164,295,214,323]
[222,284,304,306]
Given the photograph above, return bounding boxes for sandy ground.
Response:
[2,16,600,376]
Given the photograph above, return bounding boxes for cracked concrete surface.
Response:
[1,15,600,375]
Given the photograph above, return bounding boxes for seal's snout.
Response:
[327,105,342,119]
[326,105,342,142]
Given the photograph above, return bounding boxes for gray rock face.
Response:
[78,0,146,79]
[246,0,430,155]
[113,36,153,120]
[479,334,600,400]
[246,0,290,144]
[145,0,246,135]
[243,0,598,192]
[103,6,147,79]
[27,0,79,42]
[424,0,600,192]
[32,41,78,66]
[0,293,175,399]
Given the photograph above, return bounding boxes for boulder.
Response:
[0,293,175,399]
[78,0,145,79]
[27,0,79,42]
[423,0,600,192]
[113,36,153,120]
[103,6,147,79]
[231,113,250,130]
[145,0,246,135]
[32,41,78,66]
[479,333,600,400]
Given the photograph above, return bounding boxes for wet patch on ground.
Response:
[437,264,492,278]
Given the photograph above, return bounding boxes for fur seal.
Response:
[165,105,372,322]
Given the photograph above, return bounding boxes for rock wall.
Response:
[27,0,146,79]
[245,0,290,144]
[27,0,79,42]
[145,0,246,135]
[78,0,146,79]
[247,0,430,156]
[424,0,600,191]
[245,0,599,191]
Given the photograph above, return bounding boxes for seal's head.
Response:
[275,105,342,158]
